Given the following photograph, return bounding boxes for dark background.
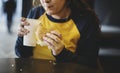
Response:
[94,0,120,73]
[95,0,120,27]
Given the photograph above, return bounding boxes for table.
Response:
[0,58,102,73]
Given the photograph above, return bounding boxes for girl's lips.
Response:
[47,5,53,8]
[46,5,54,10]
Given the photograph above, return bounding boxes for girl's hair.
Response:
[67,0,93,15]
[70,0,99,21]
[68,0,100,32]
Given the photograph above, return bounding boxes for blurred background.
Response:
[0,0,33,58]
[0,0,120,73]
[0,0,22,58]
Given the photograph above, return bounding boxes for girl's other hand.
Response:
[17,17,30,37]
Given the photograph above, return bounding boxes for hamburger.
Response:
[36,24,48,46]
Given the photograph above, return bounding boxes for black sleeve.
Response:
[15,6,45,58]
[15,37,34,58]
[54,12,100,68]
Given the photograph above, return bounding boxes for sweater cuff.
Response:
[54,48,72,62]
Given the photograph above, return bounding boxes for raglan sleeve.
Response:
[15,6,44,58]
[54,12,100,67]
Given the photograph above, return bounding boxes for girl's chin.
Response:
[46,11,56,15]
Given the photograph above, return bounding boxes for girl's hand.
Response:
[17,17,30,37]
[43,30,65,56]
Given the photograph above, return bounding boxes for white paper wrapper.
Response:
[23,18,40,47]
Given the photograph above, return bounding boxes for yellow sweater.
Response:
[33,13,80,60]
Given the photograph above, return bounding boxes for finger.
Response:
[19,26,29,33]
[17,30,29,37]
[17,31,26,37]
[48,45,54,51]
[46,33,60,43]
[17,28,26,37]
[43,36,56,47]
[21,17,26,21]
[50,30,62,39]
[20,21,30,27]
[17,27,29,36]
[44,41,54,50]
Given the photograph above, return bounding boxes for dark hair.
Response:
[69,1,99,20]
[67,0,92,14]
[67,0,100,32]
